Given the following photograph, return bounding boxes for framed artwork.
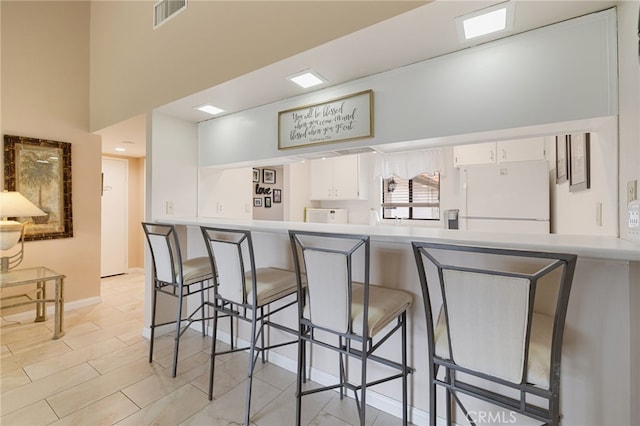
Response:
[273,189,281,203]
[278,90,374,150]
[3,134,73,241]
[555,135,568,183]
[263,169,276,184]
[264,196,272,208]
[252,168,260,183]
[253,197,262,207]
[569,133,591,192]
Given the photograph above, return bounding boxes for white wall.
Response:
[549,119,618,236]
[149,112,198,220]
[617,1,640,243]
[198,167,252,220]
[198,9,617,167]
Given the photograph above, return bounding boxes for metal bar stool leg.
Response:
[208,302,219,401]
[244,311,259,426]
[172,291,184,378]
[149,286,158,363]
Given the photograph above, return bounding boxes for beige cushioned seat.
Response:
[304,282,412,337]
[245,267,300,306]
[181,257,213,285]
[303,250,413,337]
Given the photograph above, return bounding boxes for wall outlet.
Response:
[166,201,174,215]
[628,179,638,204]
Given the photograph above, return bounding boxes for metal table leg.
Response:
[53,277,65,339]
[35,280,47,322]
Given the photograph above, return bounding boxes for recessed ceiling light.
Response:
[115,147,126,152]
[288,71,326,89]
[456,2,514,41]
[195,105,224,115]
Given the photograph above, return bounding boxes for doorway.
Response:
[101,157,128,277]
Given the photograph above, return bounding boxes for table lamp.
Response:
[0,191,46,272]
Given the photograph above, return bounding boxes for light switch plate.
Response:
[628,179,638,204]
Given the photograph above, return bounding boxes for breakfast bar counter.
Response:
[153,216,639,425]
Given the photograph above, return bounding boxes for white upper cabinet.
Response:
[309,155,364,200]
[453,137,545,167]
[453,142,496,167]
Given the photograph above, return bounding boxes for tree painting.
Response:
[4,134,73,240]
[19,152,56,213]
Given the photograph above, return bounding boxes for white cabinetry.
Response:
[309,155,364,200]
[453,137,545,167]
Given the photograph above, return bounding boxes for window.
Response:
[381,172,440,220]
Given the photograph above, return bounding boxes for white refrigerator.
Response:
[459,160,550,234]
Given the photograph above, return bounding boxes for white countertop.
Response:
[161,216,640,262]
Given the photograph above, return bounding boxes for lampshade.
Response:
[0,191,46,218]
[1,191,46,251]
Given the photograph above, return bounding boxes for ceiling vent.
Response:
[153,0,187,29]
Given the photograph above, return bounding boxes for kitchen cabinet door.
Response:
[309,155,363,200]
[497,137,545,163]
[453,142,496,167]
[309,158,335,200]
[332,155,360,199]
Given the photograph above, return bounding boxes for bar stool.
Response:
[412,241,577,425]
[201,226,300,426]
[289,230,413,426]
[141,222,215,378]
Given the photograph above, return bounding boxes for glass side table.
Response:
[0,266,65,339]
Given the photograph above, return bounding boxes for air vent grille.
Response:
[154,0,187,29]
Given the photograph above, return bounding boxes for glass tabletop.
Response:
[0,267,65,288]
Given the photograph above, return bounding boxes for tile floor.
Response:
[1,271,406,425]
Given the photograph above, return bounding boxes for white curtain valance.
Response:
[374,148,444,179]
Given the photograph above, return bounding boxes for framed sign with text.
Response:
[278,90,373,150]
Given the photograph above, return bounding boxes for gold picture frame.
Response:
[3,134,73,240]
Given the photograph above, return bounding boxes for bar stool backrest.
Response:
[143,223,182,284]
[413,242,576,389]
[201,227,254,305]
[290,231,368,335]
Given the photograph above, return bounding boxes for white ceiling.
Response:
[98,0,617,158]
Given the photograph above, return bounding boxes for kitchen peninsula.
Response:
[157,216,639,425]
[145,7,638,424]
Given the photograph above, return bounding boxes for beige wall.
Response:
[102,155,146,270]
[1,1,101,308]
[128,157,145,269]
[88,1,427,131]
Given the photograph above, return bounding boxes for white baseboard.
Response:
[1,296,102,323]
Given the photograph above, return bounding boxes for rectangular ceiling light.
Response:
[288,71,325,89]
[456,2,514,41]
[196,105,224,115]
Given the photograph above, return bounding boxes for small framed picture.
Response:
[555,135,568,184]
[253,197,262,207]
[252,168,260,183]
[569,133,591,192]
[263,169,276,184]
[264,196,272,208]
[273,189,281,203]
